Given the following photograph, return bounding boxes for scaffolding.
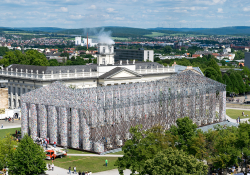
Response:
[21,70,226,153]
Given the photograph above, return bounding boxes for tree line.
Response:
[156,55,250,96]
[115,117,250,175]
[0,49,97,67]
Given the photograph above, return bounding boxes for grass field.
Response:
[0,127,21,139]
[66,149,95,154]
[46,156,118,173]
[226,109,250,119]
[145,32,166,37]
[3,31,34,35]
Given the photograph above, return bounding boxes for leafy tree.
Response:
[143,148,208,175]
[71,56,76,61]
[0,47,9,56]
[235,72,246,94]
[168,117,197,152]
[204,67,218,79]
[229,73,240,94]
[209,126,240,174]
[0,134,18,170]
[0,50,49,67]
[115,125,176,175]
[216,75,224,84]
[48,59,59,66]
[8,134,46,175]
[207,59,221,75]
[234,50,245,60]
[163,46,172,54]
[222,74,232,92]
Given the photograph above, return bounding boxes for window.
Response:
[18,88,21,96]
[102,58,105,65]
[13,87,16,95]
[103,47,105,53]
[23,88,26,94]
[147,51,149,60]
[9,98,11,107]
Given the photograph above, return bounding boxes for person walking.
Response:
[78,170,81,175]
[69,166,71,174]
[239,116,241,123]
[1,124,3,129]
[105,159,108,166]
[74,166,77,174]
[51,162,54,171]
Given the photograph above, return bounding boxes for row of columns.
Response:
[21,103,88,149]
[21,91,226,151]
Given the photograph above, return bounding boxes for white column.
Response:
[10,85,13,109]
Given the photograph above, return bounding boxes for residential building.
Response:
[114,48,154,62]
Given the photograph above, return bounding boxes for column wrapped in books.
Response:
[30,104,37,140]
[21,103,28,138]
[71,108,79,148]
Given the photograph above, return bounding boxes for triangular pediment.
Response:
[111,70,137,78]
[99,67,142,79]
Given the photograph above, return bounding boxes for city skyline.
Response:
[0,0,250,29]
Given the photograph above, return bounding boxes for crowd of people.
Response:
[68,166,92,175]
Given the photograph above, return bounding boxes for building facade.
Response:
[0,44,203,109]
[114,48,154,62]
[245,52,250,69]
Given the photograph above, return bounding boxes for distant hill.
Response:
[150,26,250,35]
[13,27,66,33]
[1,26,250,37]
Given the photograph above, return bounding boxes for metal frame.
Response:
[21,70,226,153]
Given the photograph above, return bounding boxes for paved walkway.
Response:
[0,119,21,129]
[67,154,123,157]
[45,166,131,175]
[226,107,250,123]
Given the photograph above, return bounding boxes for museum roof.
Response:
[4,64,98,74]
[99,67,142,79]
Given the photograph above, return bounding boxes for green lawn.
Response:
[0,127,21,139]
[107,151,124,155]
[46,156,118,173]
[226,109,250,119]
[66,149,95,154]
[145,32,166,37]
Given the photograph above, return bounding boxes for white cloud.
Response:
[243,6,250,11]
[5,0,25,4]
[88,5,96,10]
[56,7,68,12]
[69,15,84,19]
[179,20,187,23]
[107,8,115,13]
[196,0,226,5]
[218,8,223,13]
[114,17,124,20]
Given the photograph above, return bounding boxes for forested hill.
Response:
[150,26,250,35]
[2,26,250,36]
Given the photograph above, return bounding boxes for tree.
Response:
[235,72,246,94]
[168,117,197,152]
[222,74,232,93]
[48,59,59,66]
[8,134,46,175]
[216,75,224,84]
[115,125,176,175]
[0,134,17,170]
[0,47,9,56]
[207,59,221,75]
[229,73,240,94]
[143,148,208,175]
[163,46,172,54]
[204,67,218,79]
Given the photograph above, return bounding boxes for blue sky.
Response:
[1,0,250,29]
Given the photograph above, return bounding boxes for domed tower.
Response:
[96,43,115,66]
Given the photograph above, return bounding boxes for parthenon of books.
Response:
[21,70,226,153]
